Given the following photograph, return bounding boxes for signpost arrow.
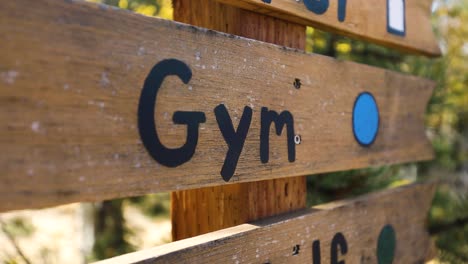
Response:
[0,0,435,211]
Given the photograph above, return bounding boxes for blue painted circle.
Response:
[353,92,379,146]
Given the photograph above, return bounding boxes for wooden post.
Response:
[171,0,307,241]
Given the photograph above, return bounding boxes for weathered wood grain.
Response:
[170,0,308,241]
[215,0,441,57]
[95,183,437,264]
[0,0,434,211]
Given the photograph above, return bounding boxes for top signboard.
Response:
[216,0,441,56]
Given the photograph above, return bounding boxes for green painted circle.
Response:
[377,224,396,264]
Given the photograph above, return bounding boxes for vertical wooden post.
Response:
[171,0,307,241]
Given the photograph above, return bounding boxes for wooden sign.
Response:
[0,0,434,211]
[215,0,441,56]
[94,183,436,264]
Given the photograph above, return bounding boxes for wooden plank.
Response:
[95,183,437,264]
[0,0,435,211]
[170,0,308,241]
[215,0,441,57]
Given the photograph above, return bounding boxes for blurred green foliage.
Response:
[92,200,135,261]
[128,193,170,218]
[87,0,172,19]
[1,217,35,238]
[85,0,468,262]
[0,217,35,264]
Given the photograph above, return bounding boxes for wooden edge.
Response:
[94,182,437,264]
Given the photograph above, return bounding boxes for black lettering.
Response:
[331,232,348,264]
[138,59,206,167]
[214,104,252,182]
[312,240,321,264]
[338,0,347,22]
[303,0,329,15]
[260,107,295,163]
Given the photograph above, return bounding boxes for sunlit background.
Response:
[1,0,467,263]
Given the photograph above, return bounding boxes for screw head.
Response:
[293,78,301,89]
[294,135,301,145]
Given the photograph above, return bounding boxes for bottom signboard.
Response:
[95,183,436,264]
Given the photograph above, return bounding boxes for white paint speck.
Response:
[281,64,286,69]
[100,72,110,87]
[195,51,201,61]
[138,46,146,56]
[31,121,40,133]
[1,70,19,84]
[201,65,206,69]
[63,84,70,90]
[188,86,193,91]
[114,153,120,160]
[134,162,141,168]
[243,58,247,62]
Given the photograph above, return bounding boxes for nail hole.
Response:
[292,245,300,255]
[293,78,301,89]
[294,135,301,145]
